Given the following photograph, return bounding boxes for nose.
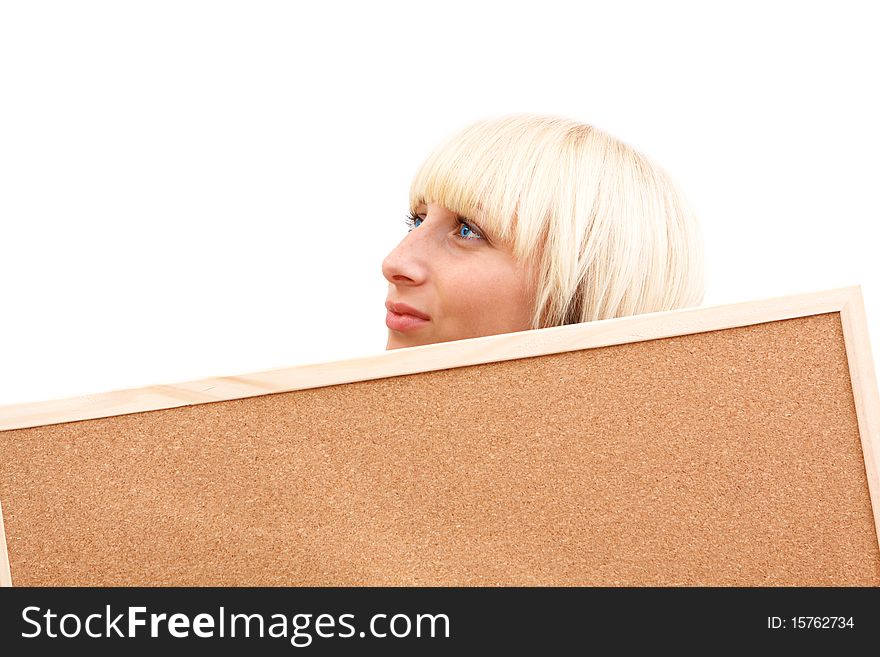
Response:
[381,225,430,286]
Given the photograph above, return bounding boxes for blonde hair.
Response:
[409,113,705,330]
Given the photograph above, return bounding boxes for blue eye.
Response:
[458,223,479,239]
[404,211,484,241]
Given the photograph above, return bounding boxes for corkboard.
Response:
[1,286,879,586]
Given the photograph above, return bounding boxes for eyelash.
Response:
[404,211,484,241]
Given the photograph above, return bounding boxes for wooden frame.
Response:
[1,285,878,585]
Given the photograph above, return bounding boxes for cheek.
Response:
[483,266,535,328]
[459,272,521,326]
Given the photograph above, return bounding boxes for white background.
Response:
[1,0,878,406]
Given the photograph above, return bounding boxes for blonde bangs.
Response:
[406,113,705,331]
[408,114,575,262]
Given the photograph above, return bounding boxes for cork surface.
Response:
[1,312,878,585]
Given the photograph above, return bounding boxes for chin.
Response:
[386,334,424,350]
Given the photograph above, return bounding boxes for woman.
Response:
[383,113,705,350]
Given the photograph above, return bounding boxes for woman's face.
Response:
[382,202,537,350]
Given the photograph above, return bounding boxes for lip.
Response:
[386,301,431,320]
[385,300,431,332]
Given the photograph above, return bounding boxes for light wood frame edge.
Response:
[0,286,864,432]
[0,500,10,587]
[839,286,880,558]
